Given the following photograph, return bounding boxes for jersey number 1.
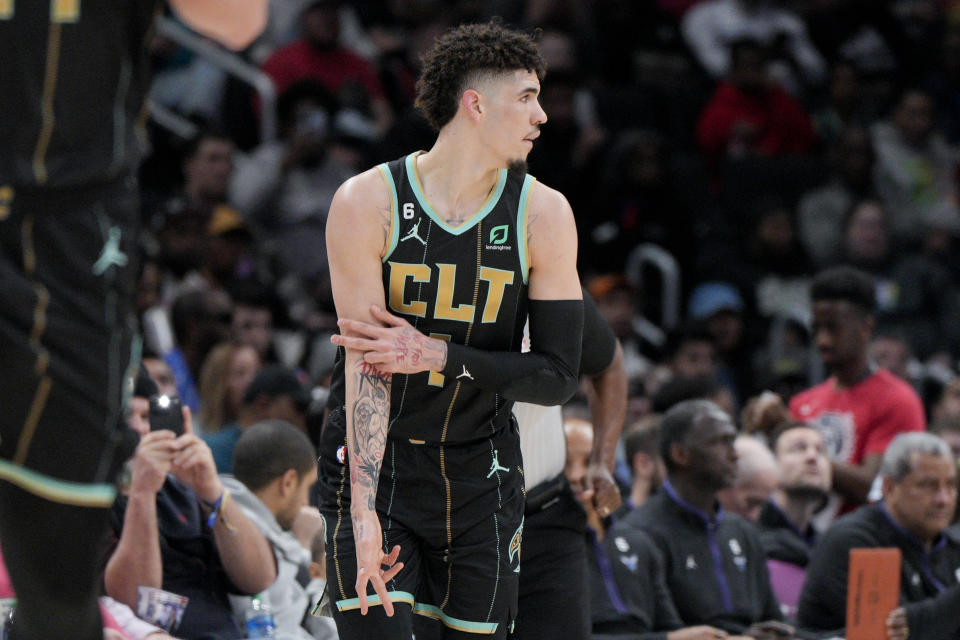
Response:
[1,0,81,22]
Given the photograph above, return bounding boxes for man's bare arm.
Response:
[585,341,627,515]
[327,170,403,615]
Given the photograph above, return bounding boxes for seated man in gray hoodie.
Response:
[224,420,322,639]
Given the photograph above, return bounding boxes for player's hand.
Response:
[129,430,177,497]
[666,626,729,640]
[170,408,222,503]
[585,462,621,518]
[886,607,909,640]
[351,509,403,616]
[331,305,447,375]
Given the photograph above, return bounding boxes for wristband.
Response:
[204,492,225,529]
[203,491,236,534]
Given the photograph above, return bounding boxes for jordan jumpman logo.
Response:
[400,219,427,245]
[487,449,509,478]
[92,227,129,275]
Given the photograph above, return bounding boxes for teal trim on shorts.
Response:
[334,591,501,634]
[335,590,415,612]
[0,459,116,507]
[378,163,400,262]
[405,152,507,236]
[413,602,500,634]
[516,174,535,285]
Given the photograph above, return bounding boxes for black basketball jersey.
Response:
[331,152,536,445]
[0,0,159,189]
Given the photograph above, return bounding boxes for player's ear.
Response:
[461,89,484,122]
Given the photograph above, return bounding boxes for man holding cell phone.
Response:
[104,367,277,639]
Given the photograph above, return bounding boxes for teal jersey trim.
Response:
[378,163,401,262]
[516,174,535,285]
[405,152,507,236]
[0,459,116,507]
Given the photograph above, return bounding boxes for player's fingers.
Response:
[383,544,402,566]
[362,351,395,365]
[336,319,384,339]
[382,560,404,583]
[331,334,377,351]
[371,305,407,327]
[355,576,370,615]
[370,576,395,617]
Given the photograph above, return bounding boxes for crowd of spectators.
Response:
[27,0,960,638]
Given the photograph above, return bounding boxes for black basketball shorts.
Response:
[318,407,525,638]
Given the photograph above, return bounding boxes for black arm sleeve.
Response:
[579,288,617,377]
[441,298,583,406]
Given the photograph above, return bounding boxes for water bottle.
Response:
[245,594,276,638]
[0,599,14,640]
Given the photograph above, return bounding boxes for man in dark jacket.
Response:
[612,400,790,638]
[798,432,960,640]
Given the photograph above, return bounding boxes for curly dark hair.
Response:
[415,22,546,131]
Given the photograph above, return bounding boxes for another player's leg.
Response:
[0,484,113,639]
[0,188,139,640]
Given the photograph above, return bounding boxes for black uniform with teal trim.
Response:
[0,2,155,638]
[320,152,534,639]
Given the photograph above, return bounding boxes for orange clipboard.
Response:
[845,547,902,640]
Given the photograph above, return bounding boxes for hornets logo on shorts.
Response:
[508,517,523,573]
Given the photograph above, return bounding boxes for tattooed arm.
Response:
[326,169,404,616]
[331,181,584,405]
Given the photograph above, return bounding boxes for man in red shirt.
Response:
[261,0,392,135]
[789,266,925,522]
[696,37,816,166]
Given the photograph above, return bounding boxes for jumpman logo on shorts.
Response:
[487,449,509,478]
[457,365,473,380]
[92,227,129,275]
[400,219,427,245]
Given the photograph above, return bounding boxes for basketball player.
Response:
[319,22,584,640]
[0,3,266,638]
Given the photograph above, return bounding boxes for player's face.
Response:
[811,300,871,368]
[884,453,957,543]
[480,70,547,167]
[775,427,831,494]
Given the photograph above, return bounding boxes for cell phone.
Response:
[149,394,184,436]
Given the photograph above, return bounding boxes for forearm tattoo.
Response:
[350,362,392,511]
